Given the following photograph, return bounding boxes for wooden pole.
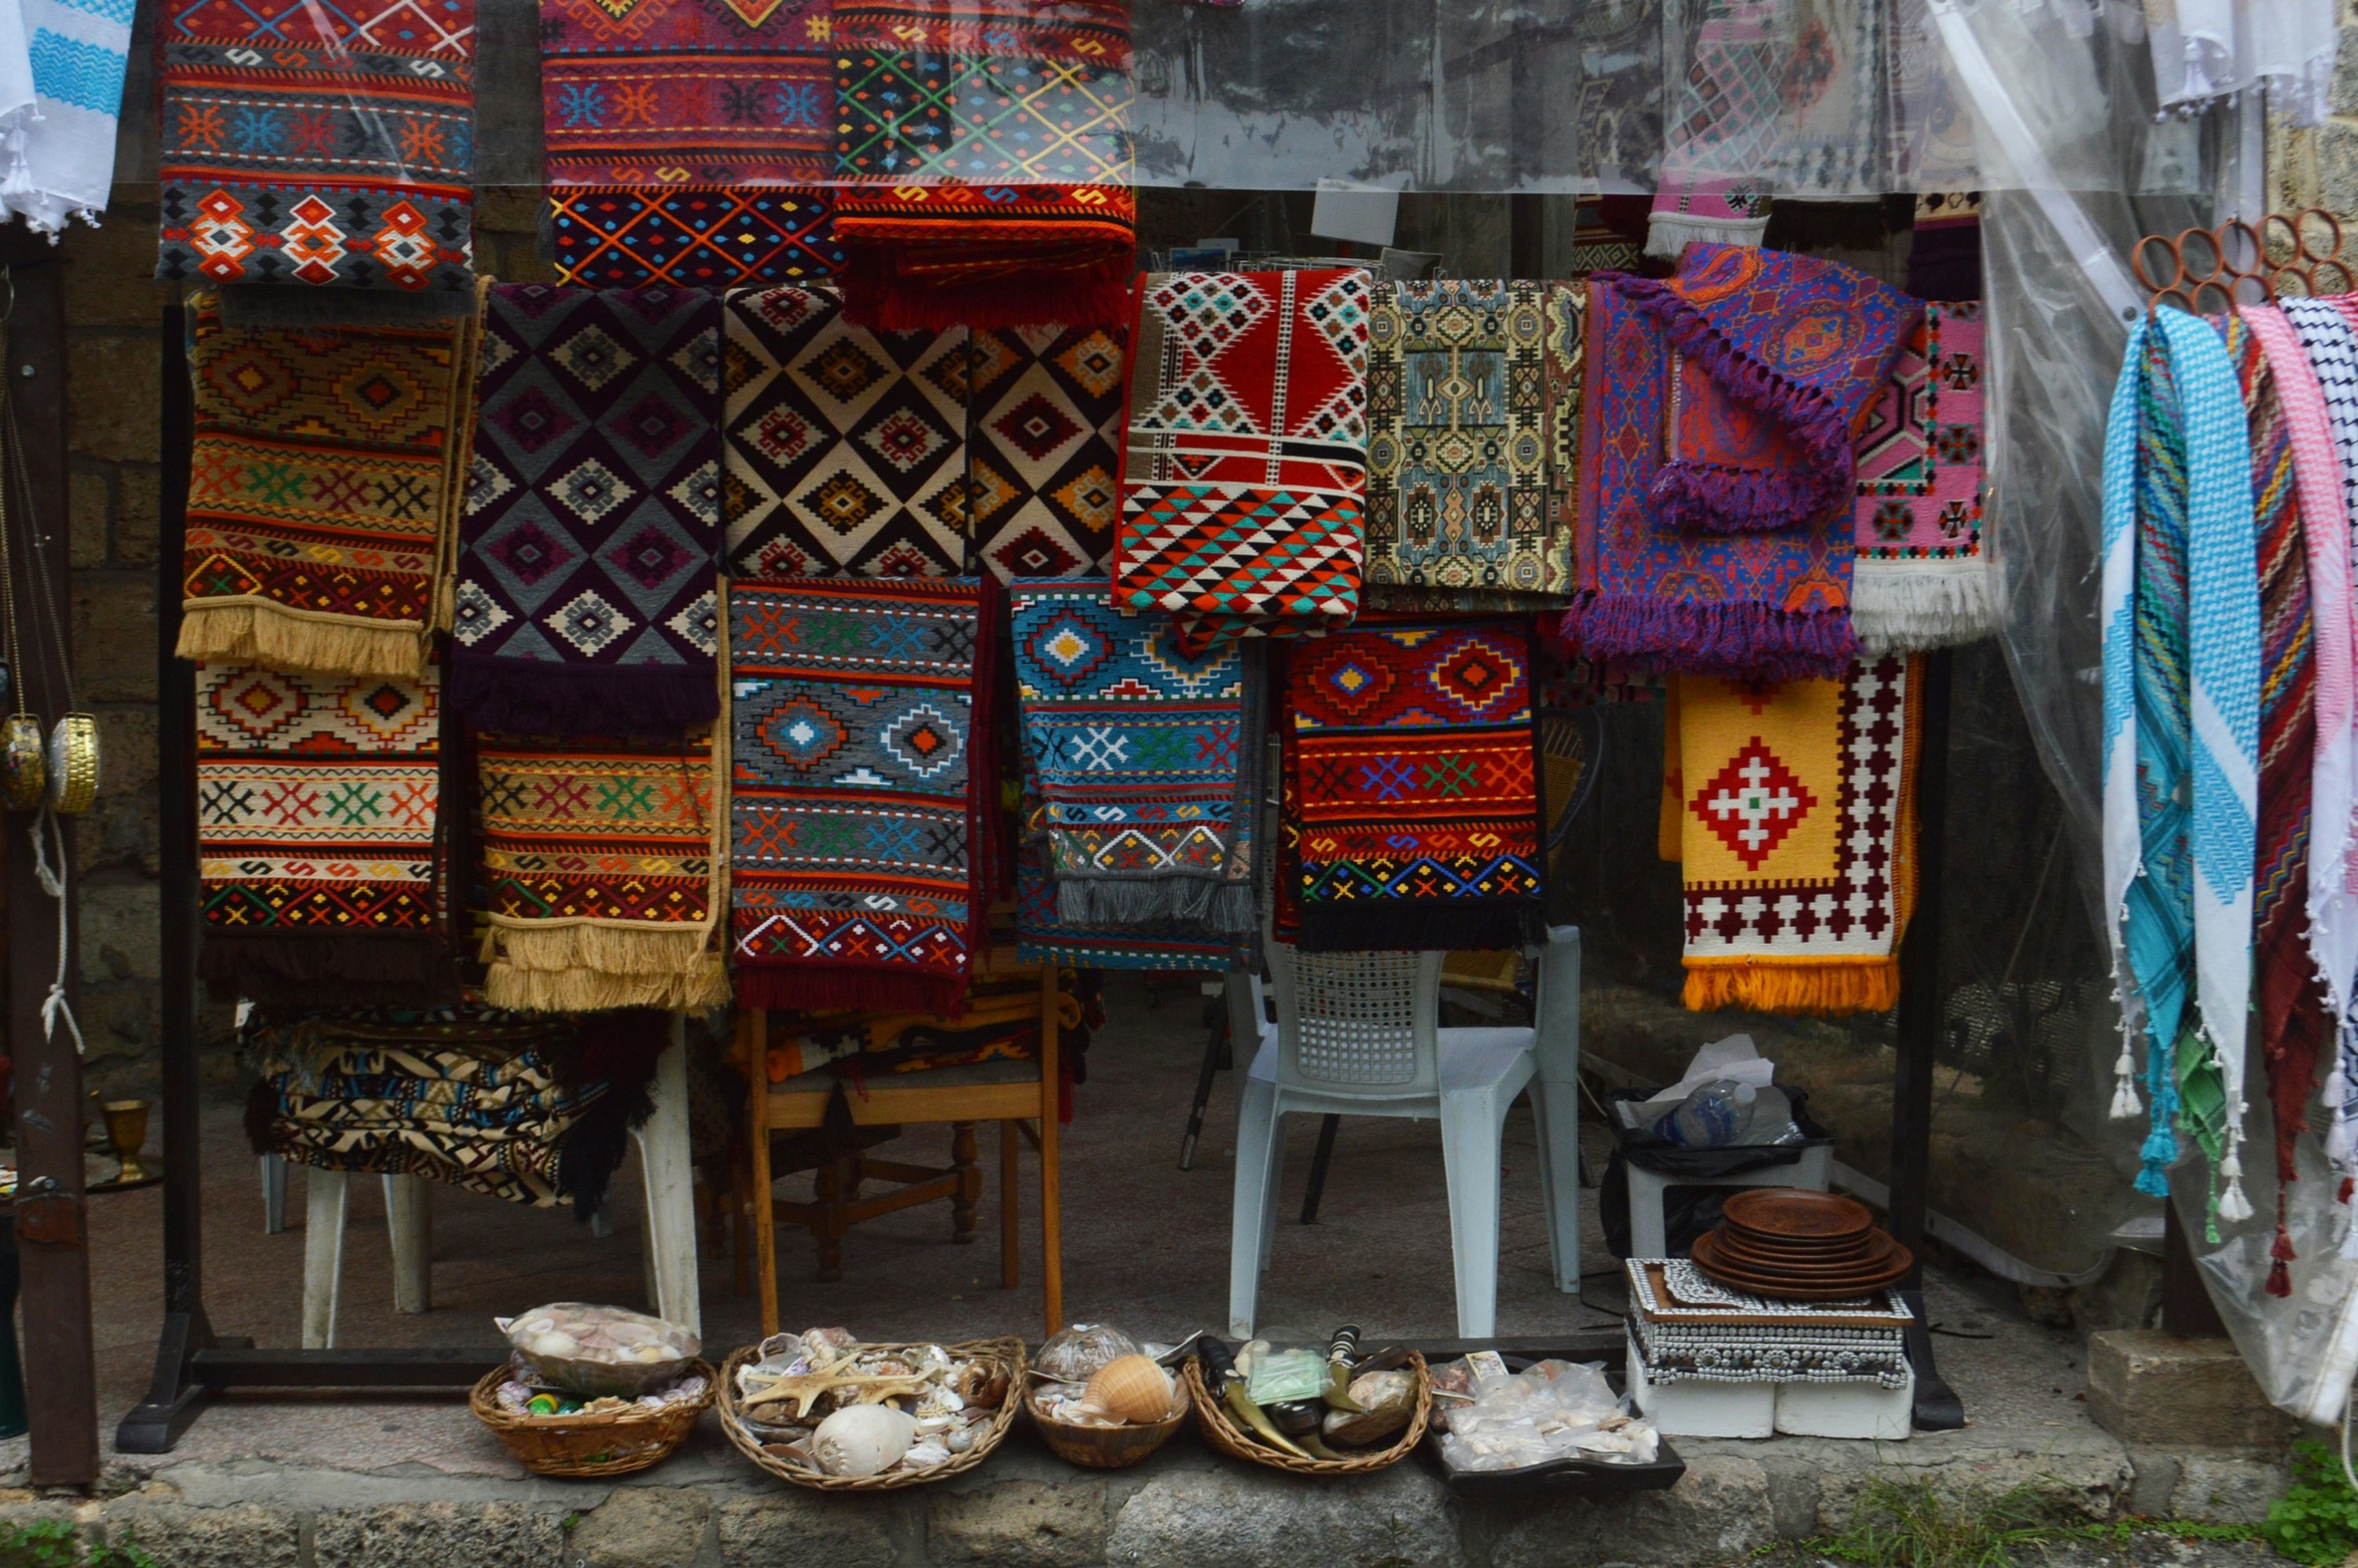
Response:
[0,238,97,1485]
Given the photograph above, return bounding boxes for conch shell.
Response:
[1079,1355,1173,1425]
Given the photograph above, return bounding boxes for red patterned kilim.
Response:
[1118,269,1372,647]
[1675,655,1919,1015]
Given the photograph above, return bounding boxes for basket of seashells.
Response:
[718,1327,1025,1491]
[1024,1323,1190,1470]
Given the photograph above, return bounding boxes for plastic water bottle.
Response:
[1657,1079,1760,1148]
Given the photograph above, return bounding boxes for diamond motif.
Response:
[667,589,719,654]
[799,472,887,536]
[551,325,637,392]
[553,458,636,526]
[1691,740,1817,869]
[882,701,964,780]
[551,589,634,655]
[758,696,850,770]
[807,337,889,404]
[994,393,1081,460]
[607,525,696,589]
[484,520,576,586]
[450,578,512,646]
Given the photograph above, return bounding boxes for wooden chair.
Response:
[738,953,1064,1339]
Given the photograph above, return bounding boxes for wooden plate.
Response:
[1721,1188,1874,1241]
[1703,1230,1881,1272]
[1691,1230,1912,1300]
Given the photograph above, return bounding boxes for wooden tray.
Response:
[1691,1230,1913,1300]
[1721,1188,1874,1239]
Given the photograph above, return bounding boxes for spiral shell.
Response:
[1079,1355,1173,1425]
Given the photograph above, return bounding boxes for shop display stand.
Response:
[117,310,490,1456]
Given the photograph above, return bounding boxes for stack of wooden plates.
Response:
[1689,1188,1913,1302]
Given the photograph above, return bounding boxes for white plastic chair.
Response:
[1227,926,1583,1338]
[299,1026,703,1346]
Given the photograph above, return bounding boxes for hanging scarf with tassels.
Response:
[2283,297,2358,1218]
[2235,311,2331,1293]
[2101,308,2261,1223]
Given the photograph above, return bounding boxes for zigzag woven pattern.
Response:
[970,323,1127,582]
[729,577,997,1015]
[1012,578,1259,931]
[1285,619,1543,952]
[177,295,473,681]
[157,0,476,290]
[550,186,843,290]
[454,284,724,738]
[196,661,449,1004]
[1118,269,1372,646]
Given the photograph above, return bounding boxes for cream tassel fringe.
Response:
[1644,210,1769,261]
[177,602,428,681]
[2217,1113,2255,1224]
[1853,561,2000,655]
[2108,1019,2144,1120]
[482,924,730,1013]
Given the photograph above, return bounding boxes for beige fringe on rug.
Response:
[483,923,732,1012]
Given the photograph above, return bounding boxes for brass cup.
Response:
[101,1099,149,1184]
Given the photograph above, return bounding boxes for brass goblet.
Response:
[100,1100,149,1184]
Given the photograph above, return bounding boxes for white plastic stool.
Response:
[300,1027,703,1346]
[1623,1140,1834,1259]
[1228,927,1581,1338]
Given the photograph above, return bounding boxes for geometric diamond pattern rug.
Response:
[550,187,844,291]
[1118,268,1372,646]
[722,286,972,579]
[196,660,452,1004]
[970,325,1127,583]
[1673,654,1920,1015]
[157,0,476,292]
[729,576,998,1015]
[454,284,725,738]
[1850,302,1993,651]
[1284,618,1544,951]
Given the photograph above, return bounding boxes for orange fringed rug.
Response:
[1671,655,1922,1015]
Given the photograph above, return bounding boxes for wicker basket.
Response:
[1025,1377,1190,1469]
[1181,1351,1431,1476]
[717,1338,1026,1491]
[469,1360,715,1478]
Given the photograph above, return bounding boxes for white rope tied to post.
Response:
[26,804,78,1055]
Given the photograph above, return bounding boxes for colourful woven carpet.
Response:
[970,324,1127,582]
[721,287,972,580]
[196,662,452,1006]
[1851,301,1993,651]
[729,577,998,1015]
[1012,579,1261,931]
[1285,620,1544,952]
[550,187,843,290]
[156,0,475,291]
[1117,269,1372,647]
[828,0,1134,329]
[1014,826,1241,971]
[1672,655,1919,1015]
[477,731,729,1012]
[1564,271,1858,681]
[177,295,475,681]
[1364,279,1579,610]
[454,284,724,738]
[245,1005,664,1211]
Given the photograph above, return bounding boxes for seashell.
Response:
[1035,1323,1140,1383]
[944,1423,975,1453]
[527,1331,580,1358]
[1079,1355,1173,1425]
[903,1440,952,1470]
[1323,1369,1415,1447]
[810,1405,916,1478]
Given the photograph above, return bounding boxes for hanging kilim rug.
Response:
[1851,301,1994,652]
[550,187,843,290]
[969,324,1128,583]
[828,0,1135,330]
[729,577,999,1015]
[196,661,453,1006]
[1117,268,1372,647]
[1563,273,1857,682]
[1014,824,1242,971]
[721,286,972,580]
[1674,655,1919,1015]
[178,294,476,681]
[477,729,729,1012]
[1363,278,1579,609]
[1012,578,1262,931]
[244,1006,663,1212]
[1285,619,1544,952]
[156,0,476,291]
[454,284,723,739]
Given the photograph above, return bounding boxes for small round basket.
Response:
[1181,1351,1431,1477]
[717,1338,1026,1491]
[1025,1375,1190,1469]
[469,1360,714,1479]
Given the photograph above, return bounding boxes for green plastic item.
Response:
[1245,1348,1326,1406]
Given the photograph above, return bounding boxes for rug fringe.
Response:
[1682,957,1901,1016]
[176,601,429,681]
[1852,560,1999,653]
[201,931,458,1007]
[1644,211,1768,262]
[1559,590,1859,683]
[483,924,729,1013]
[1058,876,1258,934]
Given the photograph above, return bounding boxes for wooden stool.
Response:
[739,956,1065,1338]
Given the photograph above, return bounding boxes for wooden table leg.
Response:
[745,1011,780,1338]
[1040,965,1063,1338]
[950,1123,979,1243]
[999,1119,1019,1289]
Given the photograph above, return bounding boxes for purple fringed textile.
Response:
[453,285,725,739]
[1561,272,1860,681]
[1620,243,1921,535]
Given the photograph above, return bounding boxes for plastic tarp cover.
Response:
[1970,0,2350,1416]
